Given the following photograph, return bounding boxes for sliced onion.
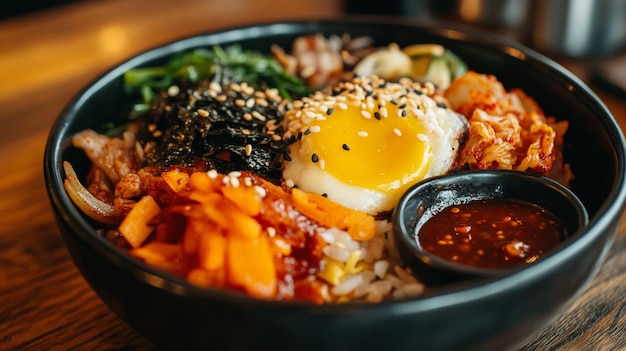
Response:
[62,161,122,225]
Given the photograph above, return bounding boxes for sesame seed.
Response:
[380,107,388,118]
[222,175,231,185]
[319,159,326,170]
[342,143,350,151]
[235,99,245,107]
[311,153,319,163]
[417,133,428,142]
[251,111,266,121]
[152,130,162,138]
[309,125,321,133]
[394,128,402,136]
[243,113,252,121]
[148,124,157,132]
[271,134,282,141]
[197,109,209,117]
[245,144,252,156]
[304,129,311,135]
[246,98,255,108]
[230,176,240,187]
[322,193,328,197]
[267,227,277,237]
[357,131,368,137]
[338,102,348,110]
[373,111,381,120]
[167,85,180,97]
[285,179,295,188]
[255,185,267,198]
[326,107,335,116]
[209,81,222,93]
[361,110,371,119]
[244,177,253,187]
[243,86,255,96]
[207,169,218,179]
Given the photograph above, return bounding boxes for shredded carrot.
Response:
[290,188,376,241]
[119,195,161,248]
[161,168,190,193]
[131,242,185,271]
[221,185,262,216]
[227,234,277,299]
[198,230,228,271]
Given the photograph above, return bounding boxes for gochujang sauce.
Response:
[417,199,567,269]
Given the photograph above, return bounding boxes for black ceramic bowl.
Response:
[44,19,626,351]
[393,170,589,285]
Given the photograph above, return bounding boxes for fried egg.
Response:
[282,76,468,215]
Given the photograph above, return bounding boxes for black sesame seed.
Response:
[390,99,398,105]
[437,102,447,109]
[312,153,319,163]
[374,111,381,120]
[322,193,328,197]
[342,143,350,151]
[398,103,406,109]
[401,109,407,117]
[297,131,303,140]
[283,153,292,161]
[327,107,335,116]
[304,129,311,135]
[415,90,423,96]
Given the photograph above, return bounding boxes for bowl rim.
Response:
[44,17,626,313]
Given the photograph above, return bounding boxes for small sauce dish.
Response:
[392,170,589,285]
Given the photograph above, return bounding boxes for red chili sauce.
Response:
[417,198,567,269]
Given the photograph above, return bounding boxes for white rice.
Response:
[319,220,425,303]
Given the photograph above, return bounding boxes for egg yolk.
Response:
[302,103,432,193]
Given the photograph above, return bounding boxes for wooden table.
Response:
[1,1,624,350]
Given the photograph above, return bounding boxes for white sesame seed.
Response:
[380,107,388,118]
[207,169,218,179]
[210,81,222,93]
[361,110,371,119]
[357,130,369,137]
[222,175,231,185]
[197,109,209,117]
[394,128,402,136]
[252,184,267,198]
[267,226,277,237]
[228,171,242,178]
[417,133,428,142]
[285,179,295,188]
[246,98,255,108]
[251,111,266,121]
[167,85,180,97]
[309,125,321,133]
[230,176,240,187]
[319,159,326,170]
[338,102,348,110]
[244,177,253,187]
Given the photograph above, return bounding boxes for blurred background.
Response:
[5,0,625,58]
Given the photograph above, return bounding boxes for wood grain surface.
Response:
[1,1,625,350]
